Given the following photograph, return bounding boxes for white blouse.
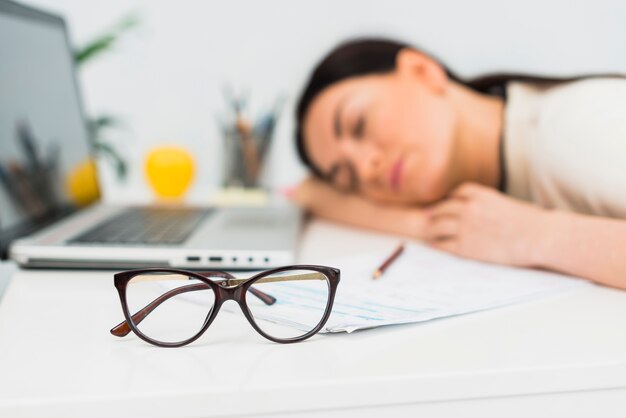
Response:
[503,78,626,218]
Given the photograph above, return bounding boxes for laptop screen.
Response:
[0,1,95,256]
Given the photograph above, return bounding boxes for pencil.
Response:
[372,242,405,280]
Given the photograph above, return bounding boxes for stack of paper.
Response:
[322,243,590,332]
[160,243,590,334]
[247,243,590,333]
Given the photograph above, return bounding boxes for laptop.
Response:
[0,0,301,269]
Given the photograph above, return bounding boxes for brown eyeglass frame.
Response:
[111,265,340,347]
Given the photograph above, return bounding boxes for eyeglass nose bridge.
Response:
[216,282,268,315]
[215,281,246,302]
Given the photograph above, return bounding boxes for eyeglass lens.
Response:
[245,269,331,339]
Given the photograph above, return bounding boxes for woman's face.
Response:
[302,49,461,205]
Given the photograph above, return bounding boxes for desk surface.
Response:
[0,260,15,302]
[1,220,626,418]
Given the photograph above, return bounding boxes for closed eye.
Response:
[327,162,359,192]
[353,114,366,139]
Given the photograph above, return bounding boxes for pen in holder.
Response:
[219,89,283,191]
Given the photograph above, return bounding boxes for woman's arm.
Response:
[532,211,626,289]
[291,177,426,238]
[424,182,626,290]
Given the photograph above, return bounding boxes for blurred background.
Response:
[21,0,626,203]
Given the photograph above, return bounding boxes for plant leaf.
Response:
[74,13,140,66]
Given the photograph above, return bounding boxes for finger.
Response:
[427,199,465,220]
[424,218,459,241]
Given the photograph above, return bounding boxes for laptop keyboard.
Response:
[69,207,212,245]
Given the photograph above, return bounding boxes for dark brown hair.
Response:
[295,37,618,179]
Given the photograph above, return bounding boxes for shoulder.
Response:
[537,77,626,122]
[530,78,626,154]
[505,77,626,216]
[508,77,626,120]
[506,78,626,154]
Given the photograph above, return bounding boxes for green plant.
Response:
[74,13,140,181]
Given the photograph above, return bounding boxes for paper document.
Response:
[319,243,589,332]
[240,243,590,333]
[159,243,590,334]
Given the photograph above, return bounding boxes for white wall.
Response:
[22,0,626,202]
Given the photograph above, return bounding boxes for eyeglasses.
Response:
[110,265,340,347]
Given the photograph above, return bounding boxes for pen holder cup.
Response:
[221,126,270,190]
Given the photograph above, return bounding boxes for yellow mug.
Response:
[145,146,194,199]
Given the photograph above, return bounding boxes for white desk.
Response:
[0,260,16,301]
[1,219,625,417]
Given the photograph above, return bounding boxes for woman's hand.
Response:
[424,182,548,267]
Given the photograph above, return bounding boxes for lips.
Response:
[389,159,403,192]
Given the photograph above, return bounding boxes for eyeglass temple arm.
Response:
[110,282,276,338]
